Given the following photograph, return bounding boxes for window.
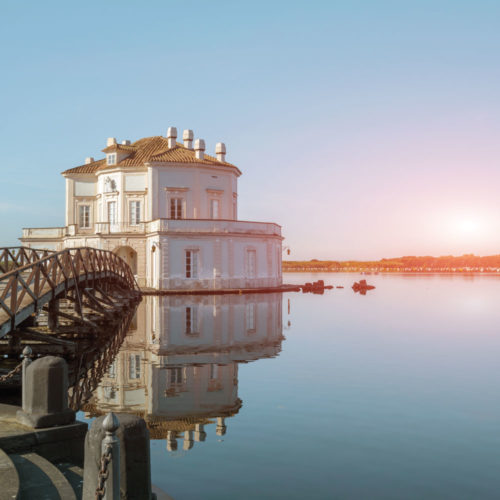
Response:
[170,198,183,219]
[107,153,116,165]
[129,200,141,225]
[210,199,220,219]
[210,364,219,380]
[185,306,198,335]
[78,205,90,228]
[167,367,183,386]
[107,201,117,224]
[232,194,237,220]
[108,361,116,378]
[185,250,198,278]
[246,249,256,278]
[246,303,256,332]
[129,354,141,379]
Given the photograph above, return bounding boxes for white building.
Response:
[21,127,283,290]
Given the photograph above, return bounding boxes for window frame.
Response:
[209,198,220,219]
[245,303,257,333]
[246,249,257,278]
[232,193,237,220]
[210,364,219,380]
[185,249,199,279]
[185,306,199,335]
[167,367,184,386]
[128,354,141,380]
[78,204,91,229]
[107,153,117,166]
[107,200,117,225]
[170,197,183,219]
[129,200,141,225]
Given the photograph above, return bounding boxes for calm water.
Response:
[79,273,500,499]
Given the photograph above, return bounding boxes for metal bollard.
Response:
[21,346,32,412]
[84,413,153,499]
[101,412,120,500]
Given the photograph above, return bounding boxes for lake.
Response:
[78,273,500,499]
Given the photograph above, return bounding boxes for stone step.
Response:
[10,452,77,500]
[55,462,83,499]
[0,448,19,500]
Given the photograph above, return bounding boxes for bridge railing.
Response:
[0,247,55,275]
[0,247,139,337]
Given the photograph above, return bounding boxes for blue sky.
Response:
[1,0,499,259]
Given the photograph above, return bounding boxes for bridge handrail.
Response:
[0,247,138,335]
[0,247,137,285]
[0,247,55,274]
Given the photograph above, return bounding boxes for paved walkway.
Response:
[0,403,87,458]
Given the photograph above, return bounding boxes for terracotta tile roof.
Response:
[149,144,234,166]
[62,158,106,174]
[102,144,137,153]
[63,136,239,175]
[119,136,170,166]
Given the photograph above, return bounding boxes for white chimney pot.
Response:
[183,129,194,149]
[106,137,117,147]
[121,140,131,145]
[85,157,94,164]
[167,127,177,148]
[215,142,226,162]
[194,139,205,160]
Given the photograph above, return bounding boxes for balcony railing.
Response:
[95,222,146,234]
[147,219,282,236]
[21,227,66,239]
[22,219,282,239]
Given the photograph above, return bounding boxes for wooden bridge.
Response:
[0,247,140,341]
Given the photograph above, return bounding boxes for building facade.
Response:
[21,127,283,290]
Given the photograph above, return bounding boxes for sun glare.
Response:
[449,214,493,243]
[457,218,480,234]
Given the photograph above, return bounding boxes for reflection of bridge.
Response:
[0,246,139,343]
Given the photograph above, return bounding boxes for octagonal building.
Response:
[20,127,283,290]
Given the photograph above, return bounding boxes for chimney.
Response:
[215,142,226,162]
[85,157,94,164]
[167,127,177,148]
[106,137,117,147]
[121,140,131,145]
[183,129,194,149]
[194,139,205,160]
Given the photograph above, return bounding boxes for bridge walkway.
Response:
[0,247,139,339]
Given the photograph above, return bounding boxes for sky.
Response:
[1,0,499,260]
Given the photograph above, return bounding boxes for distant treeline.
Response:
[283,254,500,273]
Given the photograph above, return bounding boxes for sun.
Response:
[457,218,480,234]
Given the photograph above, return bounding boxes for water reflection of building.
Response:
[83,293,283,452]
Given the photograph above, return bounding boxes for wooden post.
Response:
[47,298,59,331]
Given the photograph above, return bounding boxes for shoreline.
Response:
[283,270,500,275]
[140,284,301,295]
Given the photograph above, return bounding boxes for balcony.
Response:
[21,227,66,239]
[95,222,146,235]
[147,219,282,237]
[21,219,282,240]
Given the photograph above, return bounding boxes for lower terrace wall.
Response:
[21,224,283,291]
[156,234,282,290]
